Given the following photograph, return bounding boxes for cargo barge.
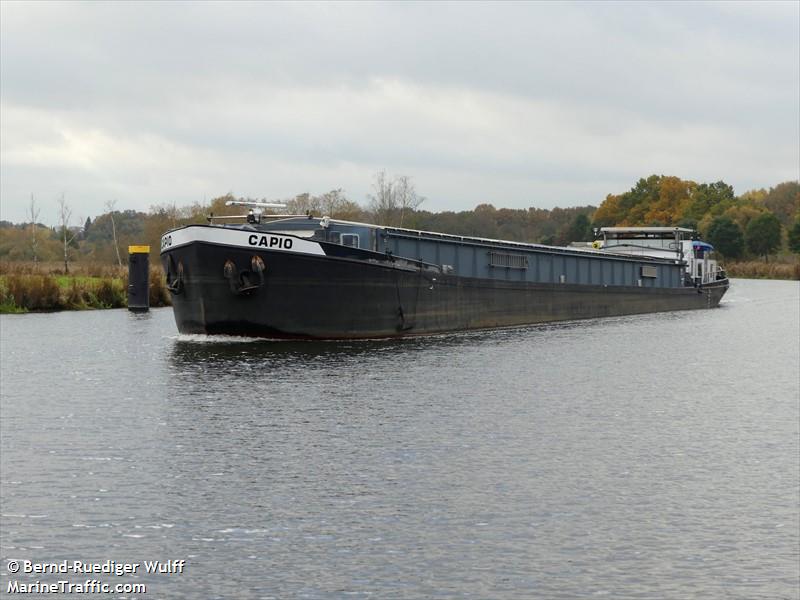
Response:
[160,206,728,339]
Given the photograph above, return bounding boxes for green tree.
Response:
[682,181,735,222]
[788,220,800,254]
[564,213,594,243]
[745,212,782,261]
[763,181,800,227]
[87,210,145,243]
[705,216,743,259]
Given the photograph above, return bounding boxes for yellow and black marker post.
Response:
[128,245,150,312]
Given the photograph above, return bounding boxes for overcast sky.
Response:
[1,1,798,225]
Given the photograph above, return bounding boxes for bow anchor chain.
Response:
[224,256,266,295]
[166,257,184,295]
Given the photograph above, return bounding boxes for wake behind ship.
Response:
[160,205,729,339]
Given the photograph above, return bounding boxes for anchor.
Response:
[224,256,266,295]
[165,257,184,295]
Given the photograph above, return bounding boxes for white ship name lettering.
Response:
[248,234,293,250]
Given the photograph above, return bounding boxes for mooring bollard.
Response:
[128,245,150,312]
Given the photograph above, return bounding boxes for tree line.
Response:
[593,176,799,260]
[1,173,798,271]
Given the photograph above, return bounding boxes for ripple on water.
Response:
[0,280,798,599]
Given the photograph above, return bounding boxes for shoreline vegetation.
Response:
[0,258,796,315]
[725,261,800,281]
[0,262,170,314]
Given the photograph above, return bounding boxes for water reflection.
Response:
[165,314,646,372]
[169,336,398,365]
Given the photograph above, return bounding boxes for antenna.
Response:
[225,200,287,209]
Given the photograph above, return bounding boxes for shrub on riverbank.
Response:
[0,275,52,312]
[0,261,171,312]
[147,267,171,308]
[726,260,800,280]
[3,273,63,311]
[0,273,126,311]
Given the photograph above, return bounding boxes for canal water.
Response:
[1,279,798,599]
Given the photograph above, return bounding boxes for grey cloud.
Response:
[1,1,797,224]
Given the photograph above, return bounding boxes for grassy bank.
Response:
[0,262,171,313]
[726,260,800,280]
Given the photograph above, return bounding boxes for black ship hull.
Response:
[162,239,728,340]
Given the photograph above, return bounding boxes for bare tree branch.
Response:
[29,194,40,264]
[393,175,425,227]
[367,171,424,226]
[105,199,123,268]
[367,170,396,225]
[57,194,79,274]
